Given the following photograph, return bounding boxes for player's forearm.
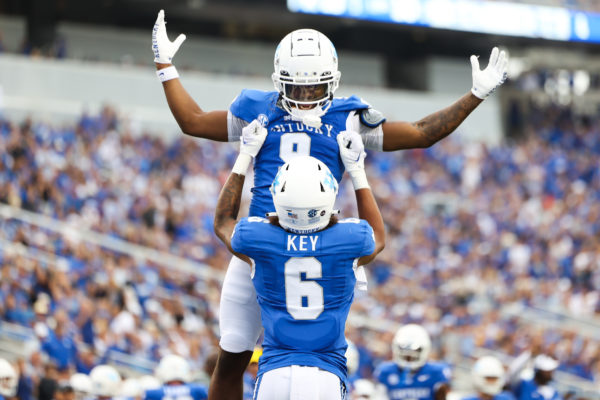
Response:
[356,188,385,256]
[382,92,482,150]
[156,64,229,141]
[412,92,482,146]
[214,173,245,248]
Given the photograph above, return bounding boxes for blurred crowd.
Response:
[0,100,599,399]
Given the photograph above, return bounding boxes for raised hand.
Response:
[152,9,186,64]
[470,47,508,99]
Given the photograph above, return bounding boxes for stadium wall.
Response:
[0,54,503,144]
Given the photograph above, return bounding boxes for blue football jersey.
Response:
[515,379,562,400]
[375,361,451,400]
[231,216,376,384]
[228,89,381,218]
[463,392,516,400]
[144,384,208,400]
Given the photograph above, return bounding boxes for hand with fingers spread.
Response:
[337,130,369,190]
[152,9,186,64]
[470,47,509,99]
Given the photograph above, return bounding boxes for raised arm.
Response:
[337,131,385,266]
[381,47,508,151]
[152,10,228,141]
[214,120,267,263]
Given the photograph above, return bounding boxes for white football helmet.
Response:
[70,373,93,400]
[345,339,359,376]
[472,356,505,396]
[272,29,341,128]
[392,324,431,370]
[353,379,376,398]
[89,365,121,398]
[271,156,338,234]
[0,358,17,398]
[120,378,142,398]
[155,354,191,384]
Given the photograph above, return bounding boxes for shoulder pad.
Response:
[360,108,386,128]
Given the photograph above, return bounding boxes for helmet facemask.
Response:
[0,359,17,398]
[472,356,506,396]
[392,324,431,370]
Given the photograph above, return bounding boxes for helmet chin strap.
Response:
[302,114,322,129]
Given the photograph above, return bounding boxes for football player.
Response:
[464,356,515,400]
[213,123,385,398]
[70,373,93,400]
[0,359,17,400]
[375,324,451,400]
[144,355,207,400]
[152,10,508,398]
[512,355,562,400]
[89,365,121,400]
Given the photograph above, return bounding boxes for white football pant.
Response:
[219,255,263,353]
[254,366,345,400]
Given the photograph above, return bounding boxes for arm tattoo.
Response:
[214,173,245,230]
[412,93,482,146]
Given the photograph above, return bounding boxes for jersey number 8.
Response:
[279,132,311,162]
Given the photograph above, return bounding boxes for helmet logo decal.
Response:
[286,210,298,220]
[308,209,318,218]
[323,170,337,191]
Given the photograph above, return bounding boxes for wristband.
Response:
[156,66,179,83]
[349,169,369,190]
[232,153,252,175]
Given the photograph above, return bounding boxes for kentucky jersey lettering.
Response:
[231,216,375,386]
[144,384,208,400]
[228,89,382,218]
[375,361,451,400]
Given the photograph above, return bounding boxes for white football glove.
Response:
[240,120,268,158]
[152,10,186,64]
[337,130,369,190]
[470,47,508,99]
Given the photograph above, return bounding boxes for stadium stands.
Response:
[0,96,598,397]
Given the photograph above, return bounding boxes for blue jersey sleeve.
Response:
[373,361,393,385]
[334,219,376,259]
[231,217,272,258]
[191,384,208,400]
[229,89,280,122]
[434,362,452,384]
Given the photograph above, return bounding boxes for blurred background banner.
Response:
[288,0,600,43]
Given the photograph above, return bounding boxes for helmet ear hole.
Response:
[281,182,286,192]
[320,182,325,192]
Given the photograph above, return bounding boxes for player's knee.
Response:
[213,348,253,378]
[219,332,257,354]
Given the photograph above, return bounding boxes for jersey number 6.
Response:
[284,257,324,320]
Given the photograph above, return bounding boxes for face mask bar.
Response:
[273,71,340,127]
